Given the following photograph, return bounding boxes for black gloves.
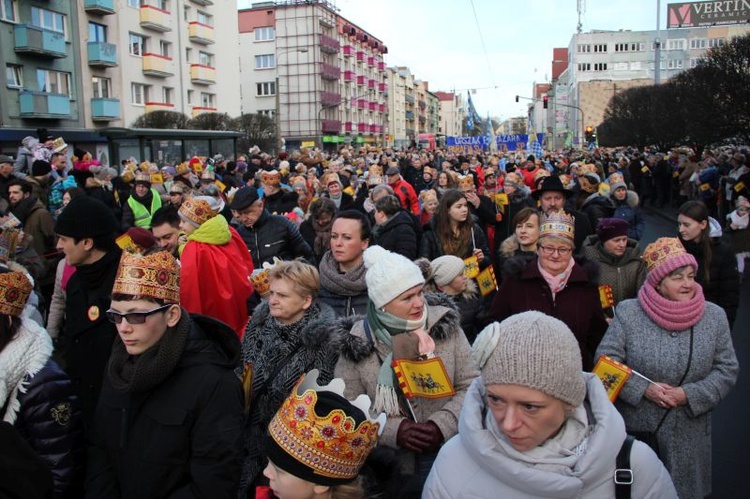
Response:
[396,419,444,453]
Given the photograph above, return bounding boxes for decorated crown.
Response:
[176,162,190,175]
[540,212,575,242]
[261,170,281,186]
[112,251,180,303]
[0,228,22,263]
[267,370,386,485]
[0,271,32,317]
[201,170,215,181]
[52,137,67,153]
[608,172,625,185]
[642,237,688,272]
[134,172,151,184]
[420,189,438,204]
[138,161,152,172]
[178,197,216,227]
[457,174,475,191]
[504,171,524,186]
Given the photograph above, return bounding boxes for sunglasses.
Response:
[105,304,173,324]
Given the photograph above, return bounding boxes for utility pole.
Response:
[655,0,662,84]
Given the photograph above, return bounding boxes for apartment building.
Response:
[238,0,388,151]
[434,91,464,138]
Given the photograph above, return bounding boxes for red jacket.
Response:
[388,178,421,215]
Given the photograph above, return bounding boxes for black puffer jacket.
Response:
[373,210,420,260]
[86,313,244,498]
[232,209,314,267]
[263,188,299,215]
[419,219,491,268]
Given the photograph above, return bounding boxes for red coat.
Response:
[388,178,420,215]
[488,256,608,370]
[181,224,254,339]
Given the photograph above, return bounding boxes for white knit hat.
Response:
[364,246,425,308]
[475,311,586,407]
[430,255,465,287]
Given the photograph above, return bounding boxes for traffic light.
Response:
[515,95,519,103]
[543,96,548,109]
[585,126,593,143]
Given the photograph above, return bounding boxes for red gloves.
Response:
[396,419,444,453]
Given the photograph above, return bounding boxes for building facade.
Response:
[435,91,464,138]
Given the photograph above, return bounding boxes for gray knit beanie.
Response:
[430,255,465,287]
[364,246,425,308]
[477,311,586,407]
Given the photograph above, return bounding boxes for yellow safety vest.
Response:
[127,188,162,228]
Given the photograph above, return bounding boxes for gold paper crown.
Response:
[250,269,270,296]
[608,172,625,185]
[0,271,32,317]
[179,197,216,227]
[261,170,281,187]
[458,174,475,191]
[423,166,436,178]
[176,162,190,175]
[533,168,550,181]
[138,161,152,172]
[642,237,688,272]
[201,170,215,181]
[112,251,180,303]
[369,164,382,177]
[420,189,438,204]
[540,212,575,242]
[52,137,67,153]
[121,168,135,183]
[504,172,524,185]
[268,370,385,481]
[0,228,22,263]
[134,172,151,184]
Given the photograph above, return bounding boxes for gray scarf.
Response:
[318,252,367,296]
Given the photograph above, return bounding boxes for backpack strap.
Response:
[615,434,635,499]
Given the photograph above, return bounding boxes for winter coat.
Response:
[611,190,645,240]
[16,199,56,281]
[447,281,485,344]
[86,314,244,499]
[14,137,39,178]
[581,235,647,307]
[46,258,70,339]
[424,376,677,499]
[237,301,340,495]
[59,247,122,432]
[492,188,536,250]
[488,256,608,370]
[263,188,299,215]
[233,209,314,268]
[373,210,420,260]
[581,192,616,232]
[419,219,491,269]
[322,191,355,211]
[496,234,537,277]
[2,311,85,498]
[333,293,479,474]
[389,178,420,215]
[680,236,740,328]
[596,300,738,499]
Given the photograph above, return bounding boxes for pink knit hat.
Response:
[643,237,698,287]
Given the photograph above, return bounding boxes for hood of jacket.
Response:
[581,234,641,266]
[181,312,241,370]
[20,136,39,151]
[582,191,616,210]
[187,214,231,246]
[334,292,462,363]
[610,189,639,208]
[379,209,413,232]
[456,374,626,497]
[249,300,339,353]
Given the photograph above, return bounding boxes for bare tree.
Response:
[187,112,232,131]
[131,110,190,129]
[230,113,276,154]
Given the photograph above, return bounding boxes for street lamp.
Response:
[276,48,308,153]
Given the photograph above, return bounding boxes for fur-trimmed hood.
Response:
[502,253,600,284]
[248,300,339,352]
[610,189,639,208]
[334,292,462,363]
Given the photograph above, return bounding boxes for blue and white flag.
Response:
[467,92,482,131]
[527,124,543,158]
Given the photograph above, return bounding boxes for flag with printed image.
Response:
[593,355,632,402]
[467,92,482,131]
[527,124,543,158]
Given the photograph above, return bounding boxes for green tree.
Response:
[131,110,190,129]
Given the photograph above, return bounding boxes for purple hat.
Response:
[596,218,629,243]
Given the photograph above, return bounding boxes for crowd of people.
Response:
[0,127,744,498]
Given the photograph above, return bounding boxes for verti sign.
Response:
[668,1,750,27]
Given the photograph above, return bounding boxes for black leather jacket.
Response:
[232,209,314,267]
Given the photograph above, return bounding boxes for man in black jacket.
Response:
[230,186,313,268]
[534,175,592,252]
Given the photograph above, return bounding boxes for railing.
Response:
[188,22,214,44]
[84,0,115,15]
[19,91,71,117]
[321,119,341,133]
[140,5,172,32]
[13,25,66,58]
[321,91,341,107]
[91,98,120,120]
[190,64,216,84]
[87,42,117,67]
[319,33,340,54]
[320,62,340,81]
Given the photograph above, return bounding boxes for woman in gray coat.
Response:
[596,237,739,499]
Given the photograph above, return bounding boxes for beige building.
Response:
[435,91,464,138]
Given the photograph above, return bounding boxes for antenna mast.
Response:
[577,0,586,34]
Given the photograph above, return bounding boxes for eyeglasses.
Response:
[538,245,573,256]
[105,304,173,325]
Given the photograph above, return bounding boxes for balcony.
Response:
[344,121,353,132]
[188,22,214,45]
[145,102,175,113]
[88,42,117,67]
[405,110,415,120]
[19,91,71,118]
[368,101,376,111]
[320,62,340,81]
[91,98,120,121]
[190,64,216,85]
[379,103,386,112]
[367,79,375,89]
[319,34,339,54]
[378,82,387,92]
[321,119,341,133]
[356,51,364,62]
[189,0,213,5]
[419,115,427,125]
[142,53,174,77]
[84,0,115,15]
[343,70,353,82]
[369,124,378,133]
[377,61,385,71]
[404,94,415,105]
[357,122,367,132]
[192,106,217,117]
[367,56,375,67]
[14,25,66,58]
[418,100,426,110]
[343,45,353,57]
[140,5,172,32]
[356,75,365,86]
[321,91,341,107]
[356,99,366,109]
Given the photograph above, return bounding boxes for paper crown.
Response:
[178,196,216,227]
[420,189,438,204]
[201,170,215,181]
[608,172,625,185]
[134,172,151,184]
[266,370,385,485]
[138,161,152,172]
[52,137,67,153]
[261,170,281,186]
[540,212,575,242]
[324,173,342,187]
[504,171,524,186]
[0,228,22,263]
[457,174,475,191]
[423,166,436,178]
[642,237,689,272]
[0,271,32,317]
[112,251,180,303]
[175,162,190,175]
[250,269,270,296]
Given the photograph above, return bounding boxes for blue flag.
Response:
[467,93,481,131]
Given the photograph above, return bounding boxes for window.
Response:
[160,40,171,58]
[196,11,212,26]
[185,47,192,63]
[183,5,189,20]
[690,58,701,68]
[128,0,142,7]
[132,83,149,105]
[89,22,107,43]
[200,92,215,108]
[709,38,725,48]
[258,109,275,118]
[593,44,607,53]
[1,0,17,22]
[198,51,213,66]
[92,76,111,99]
[577,44,591,53]
[254,27,275,42]
[667,39,685,50]
[163,87,173,104]
[31,7,67,36]
[690,38,707,50]
[255,54,275,69]
[613,62,628,71]
[36,69,70,96]
[129,33,146,56]
[187,89,193,104]
[615,43,628,52]
[668,59,684,69]
[594,63,608,71]
[6,64,22,88]
[156,0,168,10]
[257,82,276,96]
[577,62,591,71]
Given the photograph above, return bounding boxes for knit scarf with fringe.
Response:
[638,282,705,331]
[366,301,428,416]
[1,310,53,424]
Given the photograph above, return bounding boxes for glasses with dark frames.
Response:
[105,304,172,324]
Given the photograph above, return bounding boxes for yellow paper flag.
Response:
[593,355,632,402]
[392,357,456,399]
[599,284,615,309]
[463,256,479,279]
[477,266,498,296]
[115,234,138,253]
[734,181,746,193]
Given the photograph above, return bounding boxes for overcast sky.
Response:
[238,0,670,120]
